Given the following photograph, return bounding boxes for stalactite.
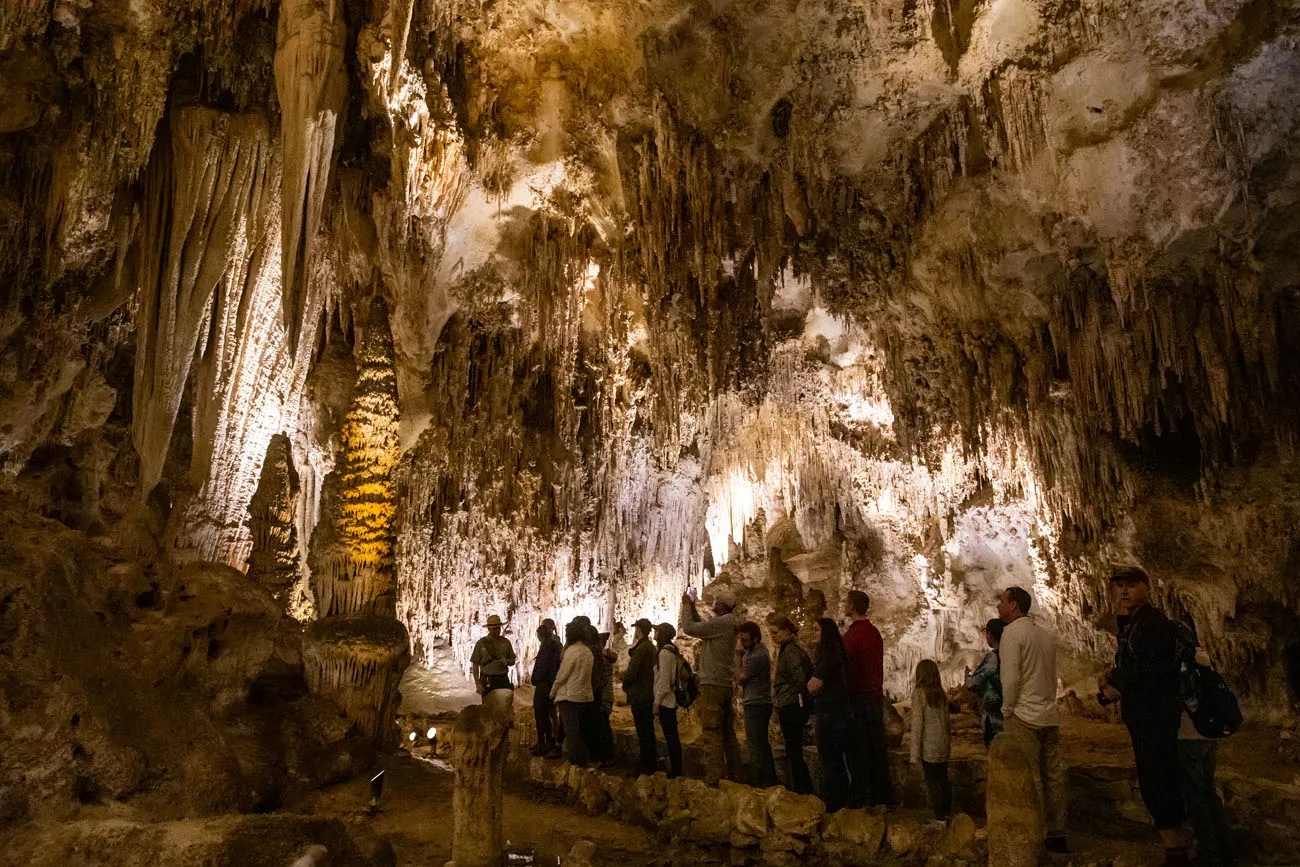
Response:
[245,433,302,606]
[274,0,347,355]
[131,107,277,494]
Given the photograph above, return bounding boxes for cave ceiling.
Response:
[2,0,1299,700]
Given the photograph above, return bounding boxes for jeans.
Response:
[1178,739,1234,866]
[849,696,895,805]
[815,710,854,812]
[557,700,588,766]
[777,703,812,794]
[922,760,952,819]
[533,681,555,748]
[631,702,658,773]
[1004,714,1068,836]
[697,684,743,783]
[1127,714,1186,830]
[658,706,683,776]
[743,703,778,787]
[594,703,615,762]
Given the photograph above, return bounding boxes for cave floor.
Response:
[286,752,666,867]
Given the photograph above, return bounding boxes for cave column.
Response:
[303,298,410,748]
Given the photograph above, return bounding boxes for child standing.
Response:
[910,659,952,821]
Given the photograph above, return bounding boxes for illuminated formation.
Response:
[304,298,410,747]
[245,433,301,607]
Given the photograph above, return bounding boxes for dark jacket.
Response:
[810,651,852,715]
[532,635,563,685]
[1108,603,1181,727]
[773,639,812,708]
[843,618,885,700]
[622,637,657,707]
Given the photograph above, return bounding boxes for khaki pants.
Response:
[697,684,743,783]
[1003,713,1068,836]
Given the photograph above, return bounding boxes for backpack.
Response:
[1173,621,1243,739]
[672,648,700,709]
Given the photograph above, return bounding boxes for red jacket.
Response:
[843,618,884,700]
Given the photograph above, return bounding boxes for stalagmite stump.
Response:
[302,614,410,749]
[986,734,1040,867]
[451,689,515,867]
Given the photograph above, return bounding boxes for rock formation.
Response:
[303,298,410,748]
[450,689,515,867]
[1,0,1299,848]
[246,433,302,606]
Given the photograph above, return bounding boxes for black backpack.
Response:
[1173,621,1243,739]
[672,647,700,709]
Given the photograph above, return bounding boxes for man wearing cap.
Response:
[997,585,1068,853]
[622,618,660,774]
[471,614,517,695]
[1100,565,1189,867]
[681,587,743,783]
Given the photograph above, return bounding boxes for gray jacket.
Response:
[679,599,737,688]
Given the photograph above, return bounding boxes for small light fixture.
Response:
[426,726,437,739]
[408,731,417,742]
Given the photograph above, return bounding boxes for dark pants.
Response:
[483,673,512,692]
[743,703,778,787]
[815,710,854,812]
[557,700,589,766]
[658,706,683,777]
[922,760,953,819]
[849,696,895,805]
[1127,714,1186,830]
[533,681,556,748]
[983,717,999,748]
[777,703,812,794]
[631,702,658,773]
[595,703,615,762]
[1179,740,1234,866]
[579,701,608,762]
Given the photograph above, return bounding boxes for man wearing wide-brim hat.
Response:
[472,614,517,696]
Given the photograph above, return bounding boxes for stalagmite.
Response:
[450,689,514,867]
[985,735,1040,867]
[305,297,408,746]
[275,0,347,355]
[245,433,302,606]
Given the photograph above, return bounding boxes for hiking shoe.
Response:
[1045,834,1069,854]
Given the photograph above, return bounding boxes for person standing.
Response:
[594,631,617,767]
[652,622,684,777]
[910,659,952,821]
[769,617,813,794]
[471,614,517,694]
[622,618,659,775]
[997,586,1068,853]
[1177,629,1235,867]
[530,619,563,756]
[842,590,895,806]
[808,617,855,812]
[965,618,1005,747]
[737,621,778,787]
[680,588,742,783]
[1100,566,1190,867]
[551,621,594,766]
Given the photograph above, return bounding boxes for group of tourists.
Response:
[469,566,1236,867]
